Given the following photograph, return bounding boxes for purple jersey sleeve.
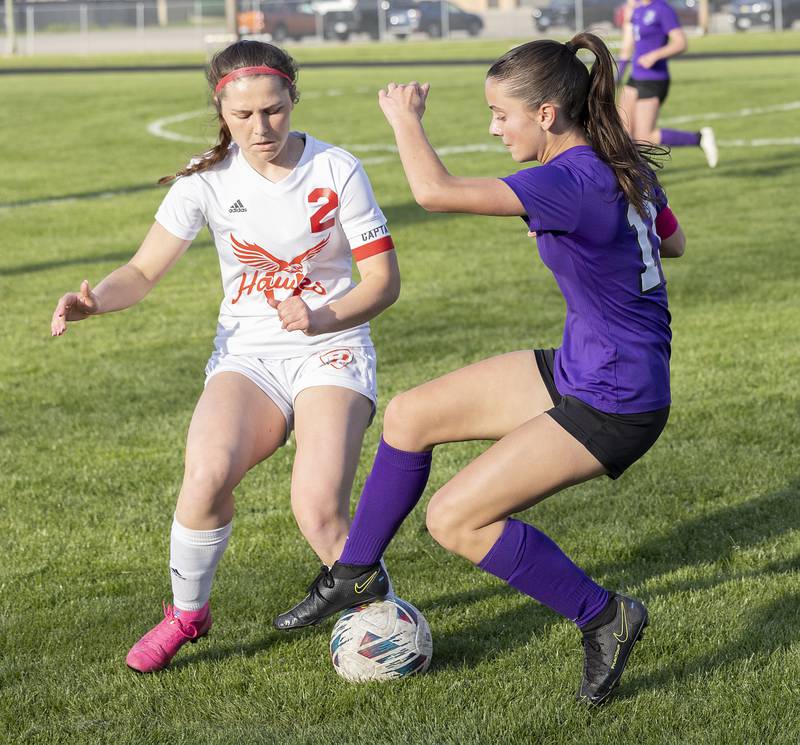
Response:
[501,165,582,234]
[658,2,681,33]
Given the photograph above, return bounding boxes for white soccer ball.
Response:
[330,597,433,682]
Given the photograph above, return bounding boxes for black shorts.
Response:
[535,348,669,479]
[625,77,670,104]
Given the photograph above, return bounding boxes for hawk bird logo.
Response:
[230,233,330,274]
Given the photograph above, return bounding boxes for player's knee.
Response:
[383,392,429,450]
[635,125,655,142]
[425,492,466,555]
[182,453,238,505]
[292,497,346,543]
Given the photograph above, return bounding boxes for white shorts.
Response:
[204,346,377,438]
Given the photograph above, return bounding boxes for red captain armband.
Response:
[352,235,395,262]
[655,206,679,240]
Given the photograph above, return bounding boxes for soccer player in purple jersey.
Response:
[618,0,718,167]
[274,33,685,705]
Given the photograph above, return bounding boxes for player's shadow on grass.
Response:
[169,629,301,671]
[0,183,159,211]
[429,591,556,673]
[595,478,800,595]
[2,250,142,278]
[1,241,214,278]
[620,587,800,703]
[598,478,800,700]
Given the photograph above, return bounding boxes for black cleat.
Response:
[273,561,389,631]
[577,593,648,706]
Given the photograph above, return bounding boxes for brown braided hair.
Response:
[159,40,299,185]
[486,32,666,218]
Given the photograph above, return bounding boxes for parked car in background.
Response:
[238,1,319,39]
[414,1,484,36]
[612,0,699,28]
[320,0,418,39]
[532,0,619,31]
[731,0,800,29]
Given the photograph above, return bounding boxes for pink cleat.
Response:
[126,602,212,673]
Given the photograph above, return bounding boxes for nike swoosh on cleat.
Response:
[612,602,629,643]
[354,571,379,594]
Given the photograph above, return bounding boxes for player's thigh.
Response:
[291,385,373,515]
[428,412,605,538]
[384,350,555,450]
[184,372,288,487]
[633,97,661,141]
[618,85,638,134]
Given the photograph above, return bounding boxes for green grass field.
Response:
[2,35,800,744]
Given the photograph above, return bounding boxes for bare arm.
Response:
[378,82,525,216]
[269,249,401,336]
[51,221,192,335]
[638,28,688,68]
[659,224,685,258]
[620,2,635,61]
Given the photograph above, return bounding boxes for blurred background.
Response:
[2,0,796,56]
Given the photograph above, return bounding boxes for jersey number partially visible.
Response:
[627,203,662,293]
[308,188,339,233]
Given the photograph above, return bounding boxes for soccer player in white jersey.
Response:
[50,40,400,673]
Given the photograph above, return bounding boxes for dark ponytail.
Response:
[568,32,664,217]
[159,40,299,185]
[487,33,666,218]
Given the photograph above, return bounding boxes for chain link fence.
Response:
[1,0,796,55]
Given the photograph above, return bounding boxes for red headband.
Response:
[214,65,293,94]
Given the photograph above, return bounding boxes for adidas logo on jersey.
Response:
[229,199,247,213]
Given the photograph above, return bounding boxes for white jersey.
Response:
[155,133,394,357]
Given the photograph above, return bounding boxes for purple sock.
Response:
[338,437,432,565]
[660,128,701,147]
[478,518,609,628]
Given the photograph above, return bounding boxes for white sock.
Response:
[169,516,232,612]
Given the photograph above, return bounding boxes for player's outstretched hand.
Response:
[51,280,99,336]
[268,294,317,335]
[378,82,431,127]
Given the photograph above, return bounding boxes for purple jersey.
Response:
[631,0,681,81]
[501,146,671,415]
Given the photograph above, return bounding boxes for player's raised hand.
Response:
[267,293,317,335]
[51,280,99,336]
[378,82,431,127]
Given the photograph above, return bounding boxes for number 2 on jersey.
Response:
[308,188,339,233]
[627,203,662,293]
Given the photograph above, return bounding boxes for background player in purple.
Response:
[618,0,718,167]
[275,32,686,705]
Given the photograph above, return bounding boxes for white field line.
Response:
[145,88,373,144]
[661,100,800,126]
[718,137,800,147]
[146,109,209,143]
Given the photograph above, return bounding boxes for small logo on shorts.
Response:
[229,199,247,213]
[320,348,354,369]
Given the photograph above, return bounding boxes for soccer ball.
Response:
[330,597,433,682]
